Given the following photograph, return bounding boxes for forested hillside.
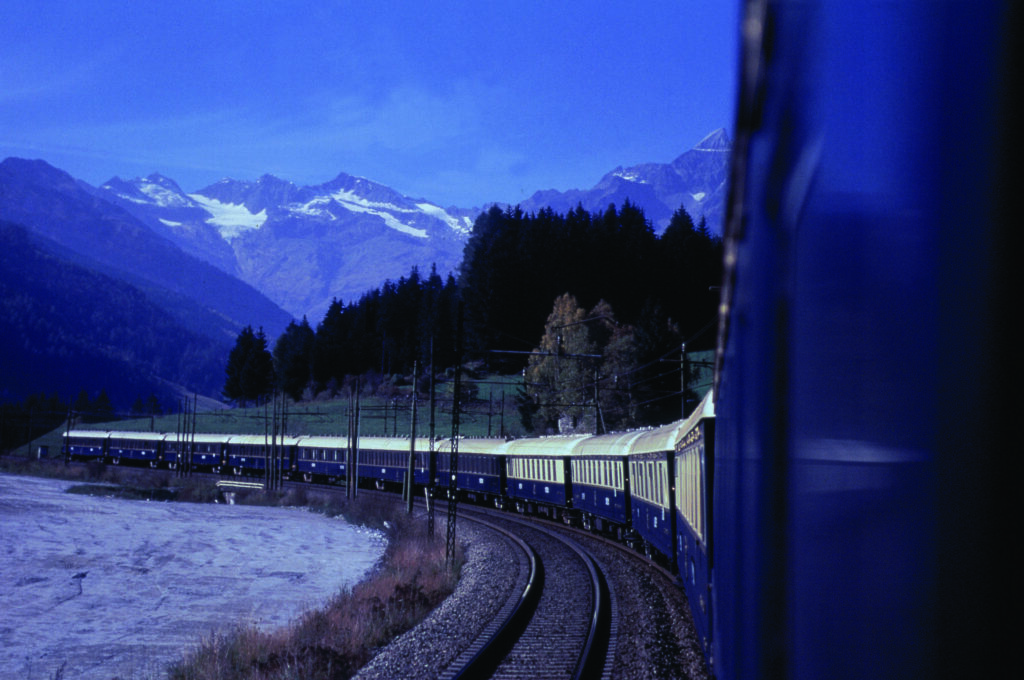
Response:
[0,221,225,410]
[235,202,722,430]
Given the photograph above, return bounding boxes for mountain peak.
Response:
[692,128,731,151]
[0,157,77,187]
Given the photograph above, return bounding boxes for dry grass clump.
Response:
[168,500,462,680]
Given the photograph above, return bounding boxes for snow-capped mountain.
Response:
[517,128,731,234]
[99,171,476,321]
[93,129,726,322]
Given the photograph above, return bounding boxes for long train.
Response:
[63,1,1012,678]
[63,394,718,661]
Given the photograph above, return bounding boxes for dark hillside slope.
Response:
[0,158,293,342]
[0,221,224,407]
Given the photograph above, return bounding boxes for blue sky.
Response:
[1,2,739,208]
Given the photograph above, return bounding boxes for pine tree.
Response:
[223,326,275,405]
[223,326,256,405]
[274,318,315,401]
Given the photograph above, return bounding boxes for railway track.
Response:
[443,508,613,680]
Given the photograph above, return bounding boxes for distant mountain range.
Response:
[91,128,729,321]
[96,170,475,322]
[516,128,730,233]
[0,130,728,405]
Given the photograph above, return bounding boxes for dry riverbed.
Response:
[0,473,386,680]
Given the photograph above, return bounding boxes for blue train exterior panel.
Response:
[506,476,568,508]
[434,438,509,500]
[712,3,1008,679]
[629,451,675,561]
[505,455,570,509]
[225,436,294,477]
[455,453,504,498]
[161,434,227,470]
[570,431,642,530]
[64,431,108,461]
[294,438,350,481]
[674,407,714,662]
[572,480,627,527]
[108,433,164,465]
[357,461,405,485]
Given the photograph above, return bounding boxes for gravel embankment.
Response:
[576,534,710,680]
[355,515,710,680]
[353,520,521,680]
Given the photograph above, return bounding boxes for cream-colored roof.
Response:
[504,435,589,457]
[434,437,511,455]
[225,434,300,446]
[570,429,648,457]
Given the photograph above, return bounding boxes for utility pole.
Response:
[352,380,360,498]
[445,305,463,570]
[405,361,418,514]
[681,342,689,419]
[346,396,353,500]
[428,339,437,538]
[188,394,197,478]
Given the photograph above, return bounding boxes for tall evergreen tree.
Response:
[273,317,315,401]
[223,326,275,405]
[223,326,255,404]
[312,299,347,392]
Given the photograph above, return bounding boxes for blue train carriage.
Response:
[226,435,296,477]
[628,420,685,563]
[356,437,420,490]
[64,430,109,462]
[434,437,509,506]
[672,392,715,666]
[107,431,165,466]
[163,433,230,472]
[412,438,439,488]
[293,435,351,483]
[504,435,583,521]
[569,430,643,536]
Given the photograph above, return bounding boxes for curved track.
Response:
[446,508,613,680]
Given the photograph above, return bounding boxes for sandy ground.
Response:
[0,473,386,680]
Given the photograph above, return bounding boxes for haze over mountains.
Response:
[0,130,728,406]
